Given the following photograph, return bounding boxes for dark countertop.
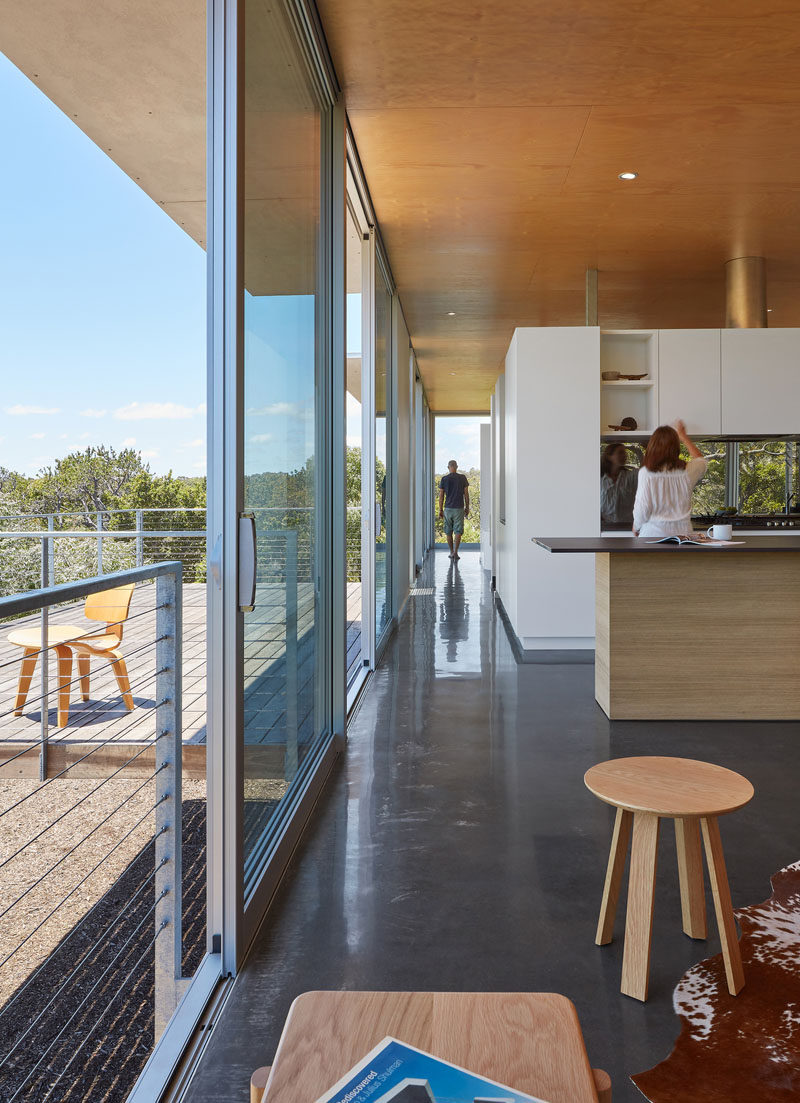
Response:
[533,535,800,553]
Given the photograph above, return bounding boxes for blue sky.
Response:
[0,53,206,478]
[435,416,489,473]
[0,52,486,484]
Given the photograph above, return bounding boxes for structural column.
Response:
[725,256,767,328]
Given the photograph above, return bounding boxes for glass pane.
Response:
[690,440,726,515]
[242,0,322,884]
[375,272,391,638]
[739,440,790,513]
[434,416,486,543]
[346,209,364,685]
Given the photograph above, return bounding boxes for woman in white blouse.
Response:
[632,420,708,538]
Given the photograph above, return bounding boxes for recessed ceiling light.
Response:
[767,308,773,312]
[450,372,457,376]
[447,311,457,316]
[618,171,638,180]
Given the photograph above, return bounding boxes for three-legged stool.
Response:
[585,756,754,1002]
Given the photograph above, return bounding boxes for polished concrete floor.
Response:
[186,549,800,1102]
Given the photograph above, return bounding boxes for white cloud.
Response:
[249,433,273,444]
[141,449,159,459]
[247,402,311,419]
[29,432,46,440]
[192,460,206,470]
[121,437,137,447]
[6,404,60,415]
[79,408,108,418]
[79,432,90,440]
[59,433,68,439]
[113,401,202,421]
[188,438,204,447]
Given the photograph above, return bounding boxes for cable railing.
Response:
[0,504,368,591]
[0,507,207,596]
[0,563,189,1101]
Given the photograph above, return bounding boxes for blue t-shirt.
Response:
[440,472,468,509]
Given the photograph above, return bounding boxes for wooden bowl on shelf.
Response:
[618,373,649,380]
[601,371,620,380]
[607,417,639,432]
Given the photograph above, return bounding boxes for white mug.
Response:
[707,523,733,541]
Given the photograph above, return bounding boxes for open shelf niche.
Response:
[600,330,658,436]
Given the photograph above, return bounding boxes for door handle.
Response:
[238,512,256,612]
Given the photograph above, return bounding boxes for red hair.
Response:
[644,426,686,472]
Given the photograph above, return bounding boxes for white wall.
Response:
[492,374,507,604]
[498,327,600,649]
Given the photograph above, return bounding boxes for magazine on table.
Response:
[647,533,744,547]
[313,1036,548,1103]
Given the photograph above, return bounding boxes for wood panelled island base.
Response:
[535,537,800,720]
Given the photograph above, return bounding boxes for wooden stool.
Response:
[585,756,754,1002]
[250,1065,271,1103]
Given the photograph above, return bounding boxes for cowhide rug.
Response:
[632,860,800,1101]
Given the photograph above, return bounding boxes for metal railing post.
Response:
[47,515,55,586]
[154,565,188,1039]
[285,528,298,782]
[135,509,144,568]
[39,539,50,781]
[96,511,104,575]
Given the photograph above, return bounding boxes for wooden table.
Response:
[257,991,605,1102]
[586,756,754,1002]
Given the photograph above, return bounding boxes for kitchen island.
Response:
[534,536,800,720]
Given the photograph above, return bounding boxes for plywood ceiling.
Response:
[6,2,800,411]
[317,0,800,410]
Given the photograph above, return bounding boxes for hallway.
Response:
[188,549,800,1102]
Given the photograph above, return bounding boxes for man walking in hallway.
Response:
[438,459,470,559]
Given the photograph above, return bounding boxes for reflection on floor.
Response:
[186,550,800,1103]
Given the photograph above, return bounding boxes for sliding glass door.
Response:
[238,0,334,910]
[345,201,371,693]
[374,260,392,642]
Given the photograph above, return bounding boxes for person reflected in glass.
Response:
[600,442,640,527]
[632,420,707,538]
[438,459,470,559]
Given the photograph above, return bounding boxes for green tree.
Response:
[27,446,144,519]
[0,447,209,595]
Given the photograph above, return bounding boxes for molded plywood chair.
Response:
[8,583,136,727]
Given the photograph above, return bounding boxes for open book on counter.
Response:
[314,1036,548,1103]
[647,533,745,547]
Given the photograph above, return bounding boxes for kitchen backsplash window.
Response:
[600,437,800,529]
[691,440,727,516]
[738,440,797,514]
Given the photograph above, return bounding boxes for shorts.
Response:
[443,507,465,535]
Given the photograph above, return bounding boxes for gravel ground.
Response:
[0,774,287,1101]
[0,777,206,1008]
[0,798,210,1103]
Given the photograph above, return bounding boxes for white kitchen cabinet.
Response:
[658,329,721,435]
[722,329,800,435]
